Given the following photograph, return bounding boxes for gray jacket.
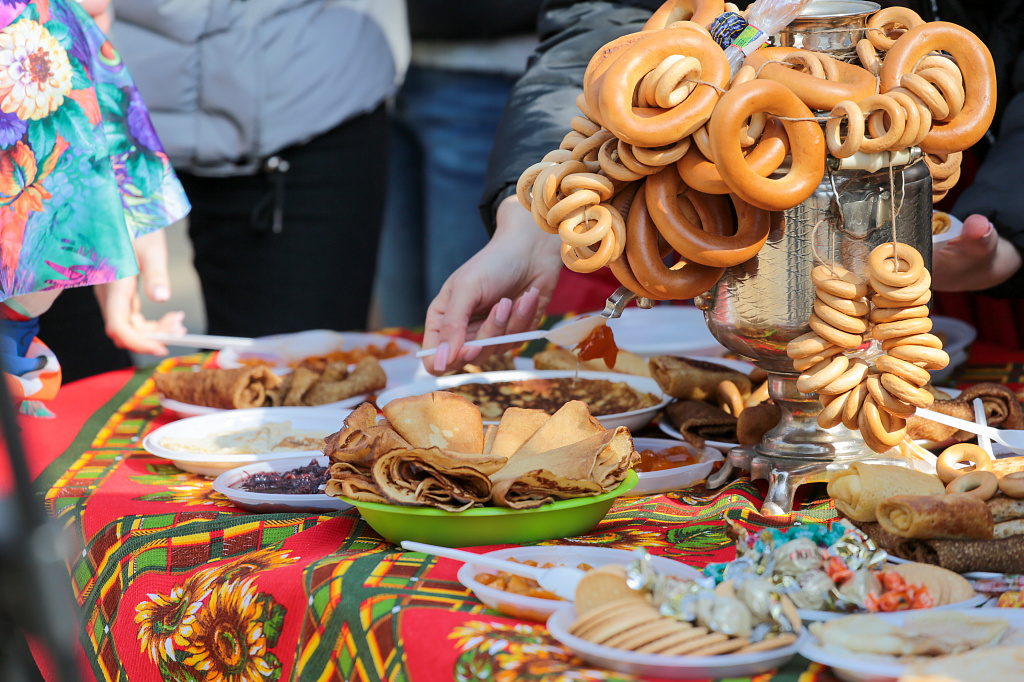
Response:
[111,0,409,176]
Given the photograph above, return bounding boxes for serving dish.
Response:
[546,603,807,680]
[375,370,671,431]
[216,329,420,374]
[796,592,989,623]
[212,456,351,513]
[630,437,723,496]
[143,407,347,476]
[551,306,726,357]
[797,607,1022,682]
[338,470,638,547]
[457,545,700,622]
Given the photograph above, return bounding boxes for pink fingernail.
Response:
[496,298,513,325]
[464,346,482,362]
[433,342,450,373]
[152,286,170,302]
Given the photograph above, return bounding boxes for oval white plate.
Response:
[931,212,963,245]
[216,330,420,374]
[457,545,700,623]
[375,370,671,432]
[631,438,723,496]
[798,607,1022,682]
[797,592,989,622]
[143,406,348,476]
[547,604,806,680]
[212,455,351,513]
[552,306,727,357]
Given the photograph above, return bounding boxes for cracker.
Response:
[685,636,748,657]
[736,633,798,653]
[575,565,643,616]
[893,563,974,606]
[583,605,663,645]
[569,598,642,636]
[660,631,730,656]
[603,617,683,650]
[634,625,708,653]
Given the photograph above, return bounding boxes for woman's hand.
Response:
[422,195,563,375]
[95,230,186,356]
[932,214,1023,291]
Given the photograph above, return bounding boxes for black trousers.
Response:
[183,105,390,337]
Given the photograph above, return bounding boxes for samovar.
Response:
[695,0,935,514]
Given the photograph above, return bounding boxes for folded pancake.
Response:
[649,356,752,401]
[903,646,1024,682]
[876,493,994,540]
[490,426,634,509]
[322,404,411,469]
[665,400,737,448]
[856,520,1024,573]
[153,366,282,409]
[304,356,387,406]
[989,495,1024,523]
[827,463,945,522]
[906,383,1024,442]
[533,347,652,377]
[283,364,323,406]
[324,465,386,503]
[510,400,604,459]
[382,391,485,454]
[489,407,550,459]
[372,447,504,512]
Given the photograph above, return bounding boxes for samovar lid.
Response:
[795,0,880,19]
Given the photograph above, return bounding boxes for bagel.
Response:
[945,469,998,500]
[935,443,993,485]
[676,116,789,195]
[744,46,876,112]
[643,0,725,30]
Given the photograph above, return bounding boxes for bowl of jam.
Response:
[630,438,723,496]
[213,456,352,513]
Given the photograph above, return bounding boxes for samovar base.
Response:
[707,446,909,516]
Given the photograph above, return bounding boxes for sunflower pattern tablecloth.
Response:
[35,353,856,682]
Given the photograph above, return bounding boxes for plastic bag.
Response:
[724,0,814,75]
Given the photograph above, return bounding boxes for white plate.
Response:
[143,407,348,476]
[931,212,963,244]
[547,604,807,679]
[375,370,672,432]
[798,607,1022,682]
[212,456,351,513]
[797,592,989,623]
[631,438,724,495]
[457,546,700,623]
[931,316,976,360]
[881,555,1002,581]
[552,306,727,357]
[216,330,421,374]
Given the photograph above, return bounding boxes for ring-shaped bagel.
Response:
[872,317,933,341]
[793,345,844,372]
[870,304,930,324]
[935,443,993,485]
[872,289,931,309]
[560,203,626,273]
[717,380,745,416]
[744,47,876,112]
[599,138,645,182]
[876,355,931,388]
[856,38,881,75]
[882,90,924,151]
[516,161,556,211]
[638,55,688,108]
[618,140,662,176]
[870,268,932,302]
[917,67,966,122]
[787,331,834,359]
[598,29,730,148]
[867,6,924,51]
[811,265,868,299]
[887,344,949,370]
[813,298,869,334]
[998,471,1024,499]
[708,79,825,211]
[865,373,916,418]
[880,332,943,351]
[643,0,725,30]
[654,56,704,109]
[645,166,770,267]
[842,380,869,429]
[924,151,962,179]
[818,387,851,428]
[879,22,997,154]
[818,290,869,317]
[583,31,652,128]
[860,395,907,448]
[819,358,869,395]
[879,372,934,409]
[826,100,865,159]
[899,72,950,121]
[809,314,864,349]
[932,168,962,192]
[797,354,850,394]
[946,470,998,500]
[558,204,613,248]
[545,188,602,228]
[677,115,789,195]
[858,94,907,153]
[869,242,926,287]
[632,137,693,166]
[571,116,601,138]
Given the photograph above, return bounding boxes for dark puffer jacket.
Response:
[481,0,1024,297]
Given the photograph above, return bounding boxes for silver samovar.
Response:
[695,0,934,514]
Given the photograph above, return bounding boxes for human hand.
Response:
[79,0,112,33]
[422,196,563,375]
[932,214,1023,291]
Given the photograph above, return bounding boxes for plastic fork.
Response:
[915,407,1024,454]
[972,398,994,458]
[399,540,585,600]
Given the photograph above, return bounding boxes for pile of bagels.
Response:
[515,0,997,302]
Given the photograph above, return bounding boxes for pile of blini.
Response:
[786,243,949,454]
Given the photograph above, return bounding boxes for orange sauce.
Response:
[635,446,700,472]
[240,341,407,368]
[575,324,619,369]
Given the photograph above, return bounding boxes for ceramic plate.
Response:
[215,330,420,373]
[797,592,989,622]
[880,555,1001,581]
[798,607,1022,682]
[212,456,351,513]
[457,546,700,622]
[143,407,347,476]
[547,604,807,680]
[552,306,727,357]
[631,438,724,495]
[375,370,671,432]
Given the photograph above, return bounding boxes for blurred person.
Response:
[371,0,542,328]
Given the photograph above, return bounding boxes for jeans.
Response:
[373,66,516,328]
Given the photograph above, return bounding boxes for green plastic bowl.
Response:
[342,470,638,548]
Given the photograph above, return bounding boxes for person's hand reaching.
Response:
[423,196,563,375]
[932,214,1023,291]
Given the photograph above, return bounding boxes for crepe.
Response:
[827,463,945,523]
[906,383,1024,442]
[877,493,994,540]
[856,520,1024,573]
[490,426,634,509]
[382,391,485,454]
[324,468,386,503]
[988,495,1024,523]
[902,646,1024,682]
[649,356,752,401]
[813,611,1009,660]
[665,400,737,448]
[533,347,652,377]
[306,356,386,405]
[372,447,504,512]
[509,400,604,459]
[489,407,550,459]
[154,366,282,409]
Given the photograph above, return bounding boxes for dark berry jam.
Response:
[236,459,329,495]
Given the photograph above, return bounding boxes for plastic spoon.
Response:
[915,407,1024,454]
[145,329,343,361]
[399,540,585,600]
[144,332,263,350]
[415,315,606,359]
[973,398,994,458]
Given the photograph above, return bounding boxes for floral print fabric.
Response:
[0,0,189,300]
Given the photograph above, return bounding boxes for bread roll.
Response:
[828,463,945,522]
[876,493,994,539]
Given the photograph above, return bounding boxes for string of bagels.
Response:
[516,0,998,454]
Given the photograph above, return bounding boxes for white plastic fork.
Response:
[972,398,994,458]
[400,540,585,600]
[915,407,1024,454]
